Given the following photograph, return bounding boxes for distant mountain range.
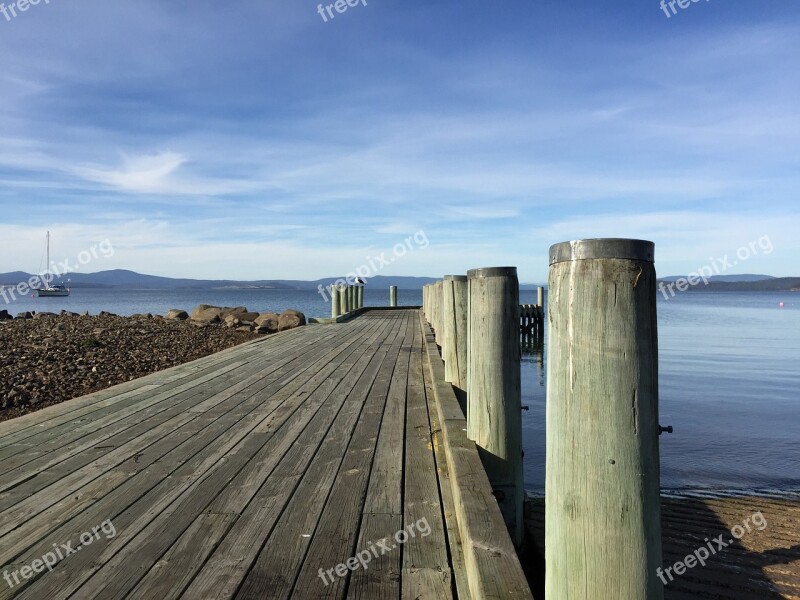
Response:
[0,269,545,291]
[659,274,775,283]
[1,269,796,292]
[657,274,800,292]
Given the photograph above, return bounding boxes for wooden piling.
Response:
[466,267,523,547]
[433,281,438,330]
[428,281,436,330]
[339,285,349,314]
[390,285,398,307]
[545,238,662,600]
[442,275,467,411]
[331,284,340,318]
[433,279,444,338]
[357,284,364,309]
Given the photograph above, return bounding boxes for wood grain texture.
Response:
[466,268,524,547]
[545,256,663,600]
[0,310,526,599]
[442,276,468,413]
[421,311,534,600]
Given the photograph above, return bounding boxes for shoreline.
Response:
[0,305,307,421]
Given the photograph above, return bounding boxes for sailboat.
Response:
[36,231,70,297]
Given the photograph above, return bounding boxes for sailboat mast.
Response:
[46,231,50,276]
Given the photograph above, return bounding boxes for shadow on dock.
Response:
[524,490,800,599]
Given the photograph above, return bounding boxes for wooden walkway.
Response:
[0,310,531,599]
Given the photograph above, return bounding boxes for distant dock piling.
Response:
[390,285,397,307]
[339,285,348,314]
[331,284,340,318]
[545,238,663,600]
[428,280,440,336]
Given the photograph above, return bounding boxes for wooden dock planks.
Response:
[0,310,533,600]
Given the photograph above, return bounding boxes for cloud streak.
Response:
[0,1,798,280]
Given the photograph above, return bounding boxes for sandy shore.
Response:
[0,312,262,421]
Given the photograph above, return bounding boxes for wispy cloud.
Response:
[72,151,269,196]
[0,1,798,280]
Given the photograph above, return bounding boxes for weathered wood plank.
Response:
[179,316,402,600]
[290,315,409,600]
[348,513,403,600]
[425,350,472,600]
[402,321,453,599]
[361,316,413,515]
[19,318,390,598]
[125,512,238,600]
[0,310,532,600]
[233,319,407,599]
[0,320,382,598]
[0,322,351,500]
[348,317,416,598]
[420,311,533,600]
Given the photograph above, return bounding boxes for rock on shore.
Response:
[0,305,307,421]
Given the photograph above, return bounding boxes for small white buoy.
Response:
[779,301,785,308]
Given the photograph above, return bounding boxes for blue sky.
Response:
[1,0,798,282]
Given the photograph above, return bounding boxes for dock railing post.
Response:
[466,266,523,546]
[331,284,340,318]
[545,239,663,600]
[390,285,398,307]
[443,275,468,412]
[357,284,364,309]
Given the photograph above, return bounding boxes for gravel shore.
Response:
[0,313,261,422]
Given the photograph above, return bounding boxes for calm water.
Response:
[3,288,798,493]
[0,287,421,319]
[522,291,800,494]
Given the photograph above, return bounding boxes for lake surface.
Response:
[3,287,798,494]
[523,291,800,494]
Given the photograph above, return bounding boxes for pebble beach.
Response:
[0,305,306,421]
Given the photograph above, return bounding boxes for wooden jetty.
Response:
[421,240,800,600]
[0,309,532,599]
[3,238,798,600]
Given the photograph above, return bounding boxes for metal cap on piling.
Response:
[467,266,518,279]
[549,239,654,265]
[443,274,467,282]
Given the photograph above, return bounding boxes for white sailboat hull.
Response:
[36,288,70,297]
